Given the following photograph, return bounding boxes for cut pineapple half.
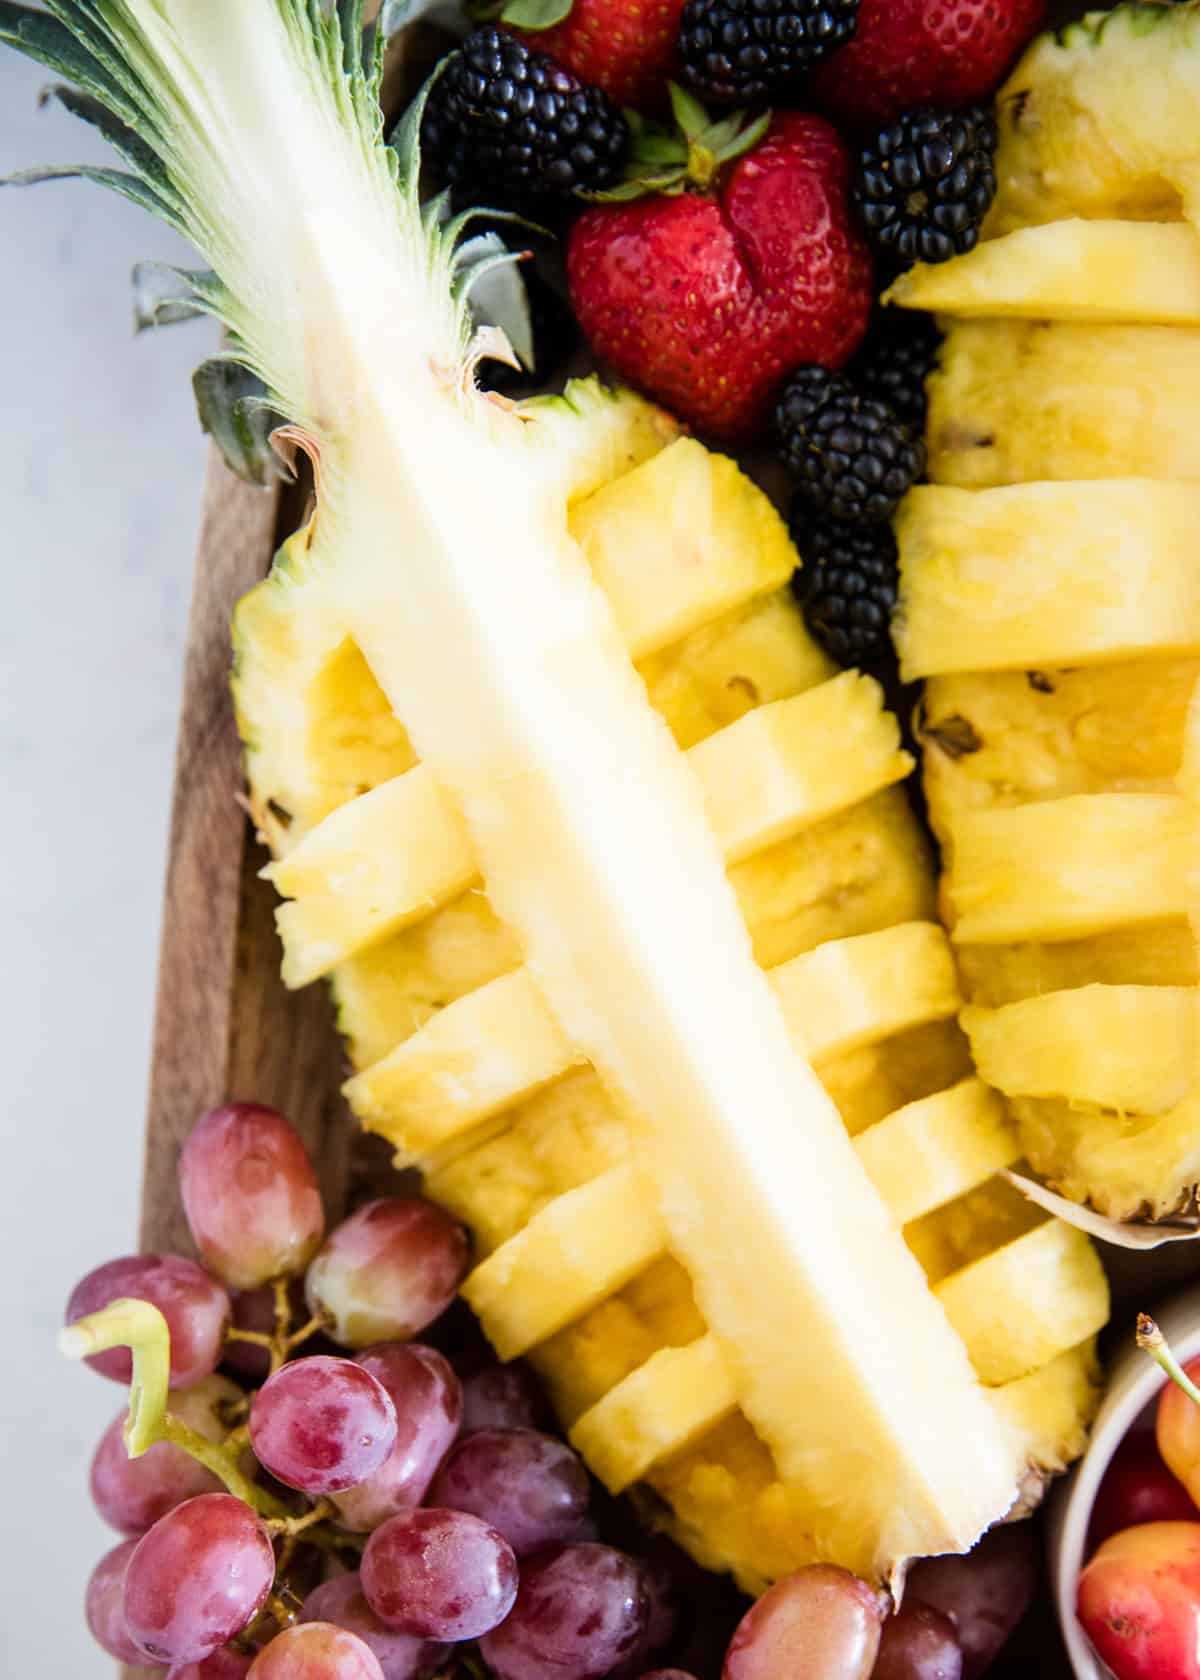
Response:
[237,379,1105,1588]
[891,3,1200,1218]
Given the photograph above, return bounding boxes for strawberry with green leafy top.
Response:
[501,0,686,107]
[567,91,872,441]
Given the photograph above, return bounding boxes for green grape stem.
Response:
[59,1297,289,1517]
[1137,1313,1200,1408]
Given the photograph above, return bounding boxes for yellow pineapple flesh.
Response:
[235,379,1106,1590]
[891,3,1200,1221]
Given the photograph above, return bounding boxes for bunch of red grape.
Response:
[70,1102,1035,1680]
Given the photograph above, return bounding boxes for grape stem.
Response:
[59,1298,170,1457]
[59,1298,290,1518]
[1138,1314,1200,1407]
[224,1278,327,1375]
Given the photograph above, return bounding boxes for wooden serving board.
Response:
[125,8,1200,1668]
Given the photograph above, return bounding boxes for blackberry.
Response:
[854,105,998,269]
[421,29,629,210]
[789,513,898,667]
[775,364,924,524]
[849,309,941,434]
[679,0,860,104]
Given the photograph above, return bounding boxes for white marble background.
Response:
[1,53,213,1674]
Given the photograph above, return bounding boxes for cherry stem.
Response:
[1138,1313,1200,1407]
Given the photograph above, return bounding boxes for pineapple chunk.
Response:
[956,924,1199,1007]
[639,589,833,750]
[1013,1091,1200,1222]
[895,481,1200,680]
[991,1342,1101,1484]
[946,794,1192,944]
[570,1335,739,1493]
[462,1165,666,1360]
[345,969,582,1166]
[232,534,415,855]
[926,321,1200,489]
[934,1220,1109,1385]
[854,1079,1018,1228]
[889,221,1200,322]
[770,923,959,1065]
[689,673,911,864]
[265,767,475,986]
[333,892,520,1068]
[987,3,1200,236]
[569,439,796,658]
[962,987,1198,1114]
[733,788,935,970]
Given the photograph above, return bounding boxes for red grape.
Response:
[250,1355,397,1495]
[85,1539,149,1664]
[722,1566,887,1680]
[67,1254,230,1388]
[612,1552,682,1677]
[331,1344,461,1531]
[906,1524,1036,1680]
[305,1199,469,1348]
[169,1648,255,1679]
[1091,1431,1198,1551]
[247,1623,386,1679]
[123,1493,275,1665]
[181,1104,325,1289]
[361,1507,518,1640]
[428,1427,589,1557]
[460,1361,544,1434]
[301,1572,448,1680]
[639,1673,698,1679]
[480,1542,649,1680]
[90,1373,244,1533]
[874,1603,964,1680]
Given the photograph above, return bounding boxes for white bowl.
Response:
[1049,1283,1200,1677]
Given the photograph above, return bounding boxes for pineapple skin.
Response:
[236,379,1105,1590]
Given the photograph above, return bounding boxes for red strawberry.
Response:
[810,0,1046,129]
[505,0,686,108]
[567,111,872,442]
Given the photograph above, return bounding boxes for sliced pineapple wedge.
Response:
[887,221,1200,322]
[925,320,1200,490]
[985,2,1200,237]
[237,379,1106,1588]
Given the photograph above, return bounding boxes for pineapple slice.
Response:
[887,221,1200,322]
[894,481,1200,679]
[962,988,1199,1114]
[239,381,1105,1586]
[926,320,1200,489]
[986,3,1200,237]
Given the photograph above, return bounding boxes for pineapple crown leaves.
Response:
[589,84,770,202]
[0,0,529,480]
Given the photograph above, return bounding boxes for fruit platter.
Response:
[7,0,1200,1675]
